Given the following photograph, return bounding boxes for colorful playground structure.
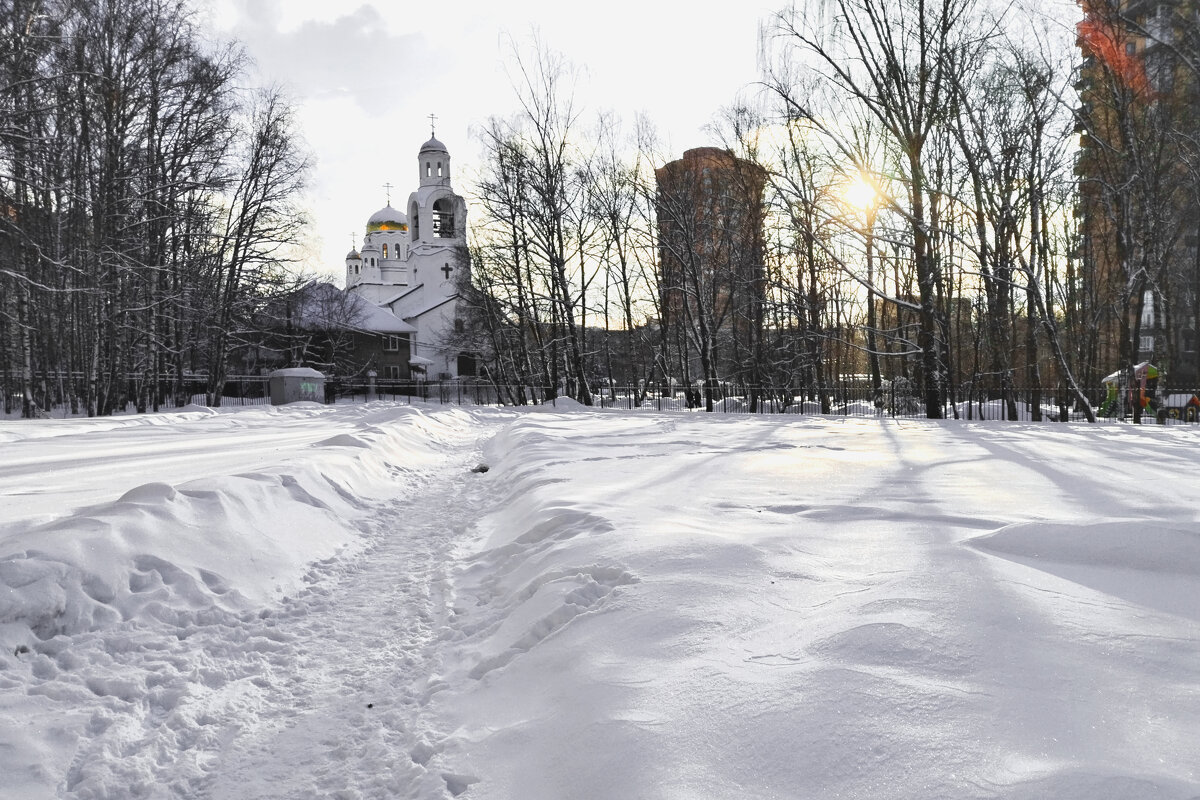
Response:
[1099,362,1200,422]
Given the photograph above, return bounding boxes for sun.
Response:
[843,174,879,211]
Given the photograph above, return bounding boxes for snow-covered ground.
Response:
[1,402,1198,799]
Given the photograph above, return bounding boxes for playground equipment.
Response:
[1099,361,1200,422]
[1158,391,1200,422]
[1099,361,1159,419]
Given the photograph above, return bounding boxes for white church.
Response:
[342,134,473,380]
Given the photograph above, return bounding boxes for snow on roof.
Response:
[349,298,416,334]
[380,285,420,306]
[399,294,458,321]
[419,136,448,154]
[290,282,416,334]
[269,367,324,378]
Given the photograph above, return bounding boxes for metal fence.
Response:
[6,374,1199,425]
[330,381,1200,425]
[1,375,274,417]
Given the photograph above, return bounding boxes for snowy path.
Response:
[201,442,487,800]
[2,405,501,799]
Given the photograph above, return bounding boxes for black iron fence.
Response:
[329,380,1200,425]
[5,374,1199,425]
[1,374,274,417]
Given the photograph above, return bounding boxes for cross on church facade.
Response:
[441,263,453,279]
[382,182,394,204]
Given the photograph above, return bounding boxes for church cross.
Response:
[428,113,438,137]
[382,182,394,204]
[441,263,453,279]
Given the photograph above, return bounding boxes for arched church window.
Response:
[432,198,455,238]
[426,162,431,177]
[437,161,443,177]
[382,243,388,259]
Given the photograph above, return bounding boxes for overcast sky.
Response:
[201,0,783,281]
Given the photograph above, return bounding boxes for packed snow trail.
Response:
[57,457,485,798]
[201,443,490,799]
[1,404,506,799]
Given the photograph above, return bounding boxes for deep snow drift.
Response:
[1,403,1198,799]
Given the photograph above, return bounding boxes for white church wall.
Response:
[343,133,471,380]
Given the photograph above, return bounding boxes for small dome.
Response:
[367,203,409,233]
[360,241,380,253]
[345,248,360,260]
[420,136,448,154]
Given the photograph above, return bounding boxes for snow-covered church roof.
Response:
[419,136,448,154]
[291,282,416,334]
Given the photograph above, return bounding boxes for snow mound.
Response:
[118,482,180,504]
[971,521,1200,620]
[0,406,471,655]
[448,417,639,687]
[179,403,217,414]
[972,520,1200,576]
[315,433,371,448]
[538,396,588,410]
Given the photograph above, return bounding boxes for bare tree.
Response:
[204,88,308,405]
[765,0,994,417]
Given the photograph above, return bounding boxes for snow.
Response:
[270,367,326,378]
[1,404,1198,799]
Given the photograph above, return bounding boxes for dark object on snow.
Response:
[471,464,490,473]
[367,703,374,709]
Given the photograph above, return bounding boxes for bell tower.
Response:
[409,149,465,245]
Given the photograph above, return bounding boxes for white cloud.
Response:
[203,0,782,280]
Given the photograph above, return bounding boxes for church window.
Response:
[437,161,443,177]
[432,198,455,238]
[382,243,388,259]
[426,161,432,177]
